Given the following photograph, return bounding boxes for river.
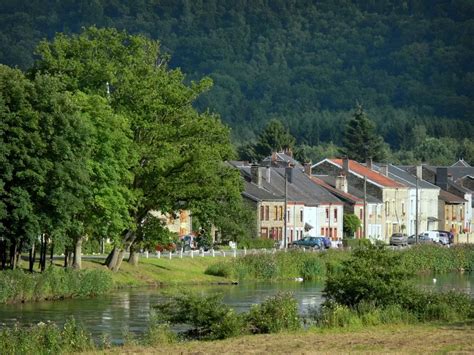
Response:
[0,273,471,344]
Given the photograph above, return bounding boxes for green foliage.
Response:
[340,105,386,162]
[238,237,275,249]
[252,119,296,161]
[342,214,361,237]
[0,267,113,303]
[246,292,300,334]
[342,238,372,248]
[400,244,474,273]
[324,245,413,307]
[154,292,244,340]
[142,315,177,346]
[0,318,94,354]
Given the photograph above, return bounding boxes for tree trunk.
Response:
[15,239,23,269]
[29,242,36,272]
[0,239,7,270]
[105,246,119,270]
[73,236,83,269]
[49,242,54,265]
[10,241,17,270]
[39,235,47,272]
[64,247,68,268]
[106,230,136,272]
[128,245,139,266]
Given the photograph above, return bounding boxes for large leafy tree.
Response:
[340,105,386,162]
[32,27,243,270]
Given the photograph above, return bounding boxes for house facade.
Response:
[313,158,409,241]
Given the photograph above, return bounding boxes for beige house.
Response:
[313,158,409,241]
[150,210,193,236]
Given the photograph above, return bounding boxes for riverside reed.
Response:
[206,244,474,281]
[0,267,113,303]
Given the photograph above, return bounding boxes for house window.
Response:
[359,208,363,220]
[265,206,269,221]
[385,201,389,216]
[300,209,304,222]
[334,208,338,222]
[274,206,278,221]
[260,227,268,238]
[287,209,290,221]
[260,206,264,221]
[279,206,283,220]
[321,228,325,235]
[326,208,329,220]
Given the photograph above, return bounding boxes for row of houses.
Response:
[231,154,474,244]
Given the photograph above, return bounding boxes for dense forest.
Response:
[0,0,473,163]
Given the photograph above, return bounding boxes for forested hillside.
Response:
[0,0,473,159]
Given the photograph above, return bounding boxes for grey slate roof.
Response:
[239,166,342,206]
[261,152,302,168]
[242,180,283,202]
[374,164,440,190]
[315,175,382,204]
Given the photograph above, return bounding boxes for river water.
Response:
[0,273,471,344]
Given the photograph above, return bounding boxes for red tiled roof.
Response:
[330,159,405,188]
[310,176,363,203]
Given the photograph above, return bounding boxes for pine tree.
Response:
[340,105,385,162]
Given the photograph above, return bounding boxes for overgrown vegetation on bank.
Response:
[206,244,474,281]
[0,267,112,303]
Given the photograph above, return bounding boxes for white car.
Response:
[420,231,440,243]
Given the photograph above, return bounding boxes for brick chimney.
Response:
[366,158,373,170]
[435,167,448,190]
[380,164,389,177]
[265,166,271,183]
[303,162,312,176]
[250,164,262,187]
[335,174,348,193]
[342,157,349,174]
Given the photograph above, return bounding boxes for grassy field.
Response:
[80,256,231,287]
[95,322,474,354]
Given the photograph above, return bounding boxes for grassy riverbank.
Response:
[81,256,230,287]
[96,322,474,354]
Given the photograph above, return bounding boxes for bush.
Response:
[204,262,233,278]
[324,245,413,307]
[0,318,94,354]
[0,266,113,303]
[154,292,245,340]
[342,238,371,248]
[246,292,301,334]
[238,238,276,249]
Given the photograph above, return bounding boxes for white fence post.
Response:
[233,249,237,258]
[169,251,172,259]
[212,249,215,257]
[191,250,194,258]
[244,247,247,256]
[223,251,226,257]
[180,249,183,259]
[157,251,161,259]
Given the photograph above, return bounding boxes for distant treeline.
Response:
[0,0,473,149]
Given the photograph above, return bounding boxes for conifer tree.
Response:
[340,105,385,162]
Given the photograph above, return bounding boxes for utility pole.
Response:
[415,176,419,244]
[363,175,367,239]
[284,167,288,249]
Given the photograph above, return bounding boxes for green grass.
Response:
[82,256,232,287]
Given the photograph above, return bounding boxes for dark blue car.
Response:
[290,236,322,249]
[315,236,331,249]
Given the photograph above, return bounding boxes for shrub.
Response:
[154,292,245,340]
[342,238,371,248]
[246,292,301,334]
[324,245,413,307]
[0,318,94,354]
[238,238,276,249]
[0,266,113,303]
[142,314,177,346]
[204,262,233,278]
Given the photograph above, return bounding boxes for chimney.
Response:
[342,157,349,174]
[284,148,293,158]
[335,174,348,193]
[271,151,277,163]
[303,162,312,176]
[250,164,262,187]
[366,158,373,170]
[380,164,389,177]
[285,166,294,184]
[266,167,271,183]
[435,167,448,190]
[416,165,423,180]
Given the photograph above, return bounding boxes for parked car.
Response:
[407,234,434,244]
[420,231,440,243]
[389,233,408,246]
[433,230,453,244]
[290,236,322,249]
[315,236,331,249]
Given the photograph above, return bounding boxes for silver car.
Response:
[389,233,408,246]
